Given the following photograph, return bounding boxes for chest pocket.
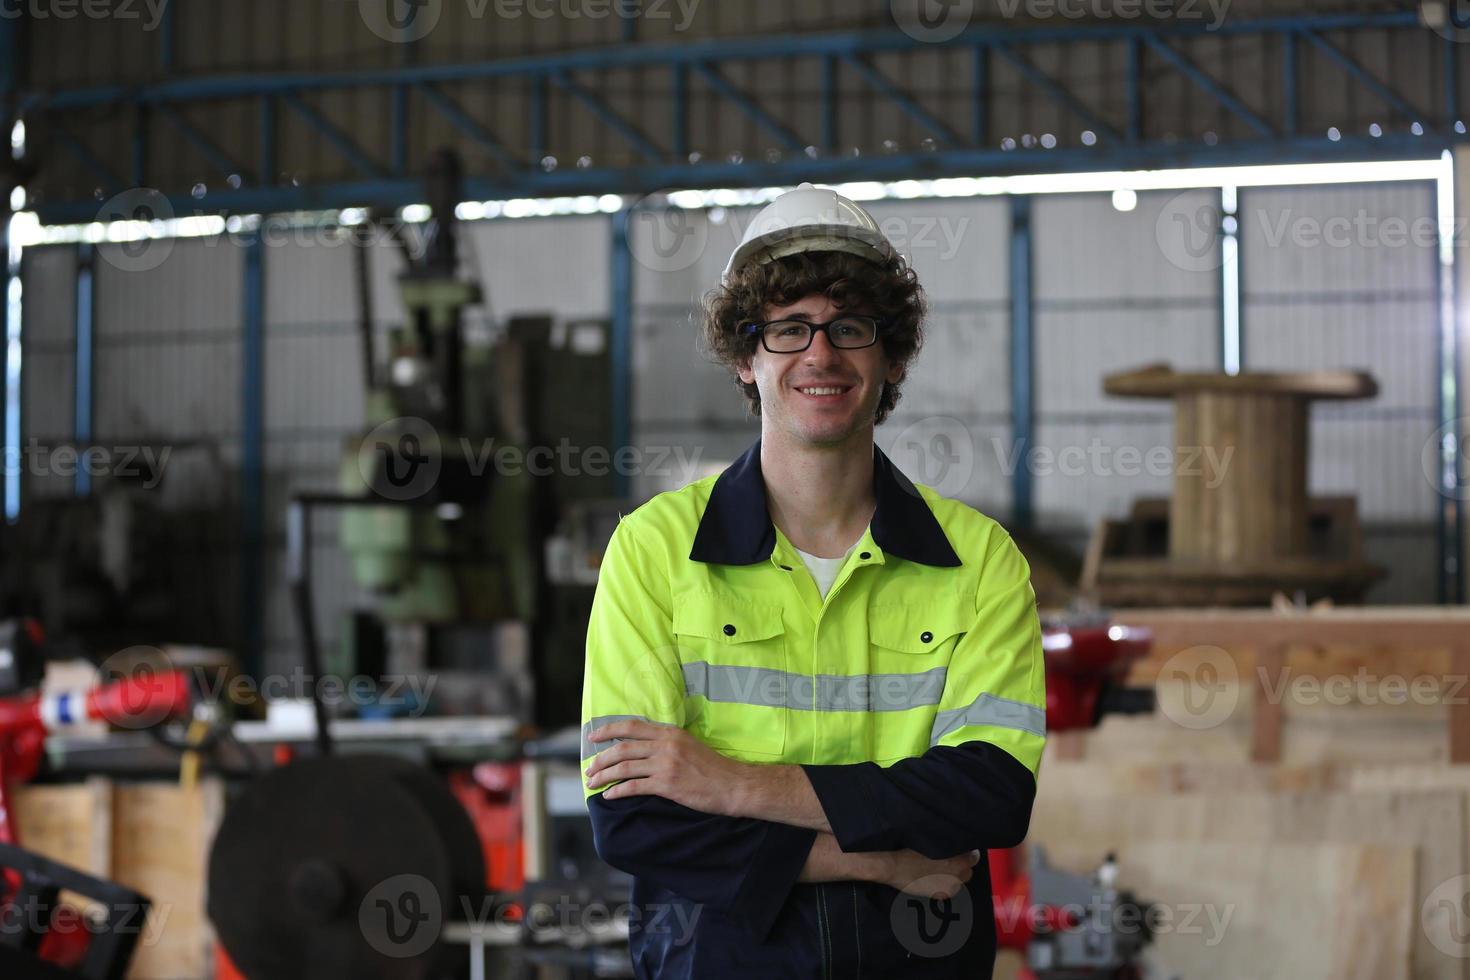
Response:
[866,604,970,763]
[672,592,789,760]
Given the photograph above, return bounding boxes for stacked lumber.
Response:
[13,779,223,980]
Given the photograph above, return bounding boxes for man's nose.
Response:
[802,329,844,365]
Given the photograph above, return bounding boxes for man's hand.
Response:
[880,849,981,899]
[584,718,750,815]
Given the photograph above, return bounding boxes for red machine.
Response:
[0,622,193,978]
[989,616,1156,980]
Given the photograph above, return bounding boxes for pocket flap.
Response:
[869,605,969,653]
[673,592,785,643]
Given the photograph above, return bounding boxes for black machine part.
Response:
[0,618,45,698]
[207,754,486,980]
[0,841,151,980]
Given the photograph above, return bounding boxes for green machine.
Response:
[319,150,615,725]
[334,150,544,719]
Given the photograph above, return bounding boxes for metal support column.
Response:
[610,209,633,500]
[241,233,265,676]
[1009,195,1034,531]
[74,243,94,496]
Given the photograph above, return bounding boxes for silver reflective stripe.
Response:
[930,693,1046,745]
[581,713,652,760]
[681,662,946,712]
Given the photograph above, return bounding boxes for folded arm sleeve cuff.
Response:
[802,741,1037,857]
[588,793,817,941]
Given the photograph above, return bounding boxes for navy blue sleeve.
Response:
[800,741,1036,858]
[588,792,818,940]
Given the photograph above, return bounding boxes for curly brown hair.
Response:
[699,250,926,426]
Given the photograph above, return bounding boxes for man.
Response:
[580,183,1046,978]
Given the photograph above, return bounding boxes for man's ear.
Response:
[736,354,756,385]
[885,356,905,385]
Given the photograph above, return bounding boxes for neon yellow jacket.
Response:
[578,439,1046,976]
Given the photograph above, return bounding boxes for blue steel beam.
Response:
[156,104,252,183]
[52,124,123,192]
[672,63,689,160]
[259,95,276,186]
[1009,195,1034,531]
[693,62,806,153]
[417,83,522,171]
[21,10,1465,223]
[1125,36,1141,142]
[991,45,1121,143]
[281,92,388,179]
[821,55,838,153]
[1142,34,1275,138]
[240,231,265,678]
[843,54,964,149]
[30,134,1452,225]
[972,46,987,147]
[530,75,548,164]
[1300,30,1428,128]
[74,243,94,497]
[610,208,632,500]
[1284,30,1299,136]
[550,71,664,163]
[22,13,1425,113]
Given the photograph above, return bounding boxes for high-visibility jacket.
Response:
[581,438,1046,979]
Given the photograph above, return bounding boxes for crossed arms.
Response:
[580,517,1045,939]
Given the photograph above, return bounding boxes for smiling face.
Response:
[735,293,904,449]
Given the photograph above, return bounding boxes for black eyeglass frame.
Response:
[740,315,887,354]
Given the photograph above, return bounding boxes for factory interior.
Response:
[2,1,1470,978]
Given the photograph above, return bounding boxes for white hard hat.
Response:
[721,182,897,284]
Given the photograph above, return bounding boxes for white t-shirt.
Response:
[794,531,864,600]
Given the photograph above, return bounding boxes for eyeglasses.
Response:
[741,315,884,353]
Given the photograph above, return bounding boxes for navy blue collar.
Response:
[688,439,962,567]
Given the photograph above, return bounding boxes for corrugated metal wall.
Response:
[14,180,1452,672]
[88,234,245,644]
[19,244,76,502]
[866,197,1013,516]
[630,197,1010,509]
[1239,180,1441,602]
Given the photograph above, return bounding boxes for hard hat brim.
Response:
[721,232,896,285]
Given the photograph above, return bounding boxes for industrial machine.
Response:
[0,621,194,978]
[989,615,1158,979]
